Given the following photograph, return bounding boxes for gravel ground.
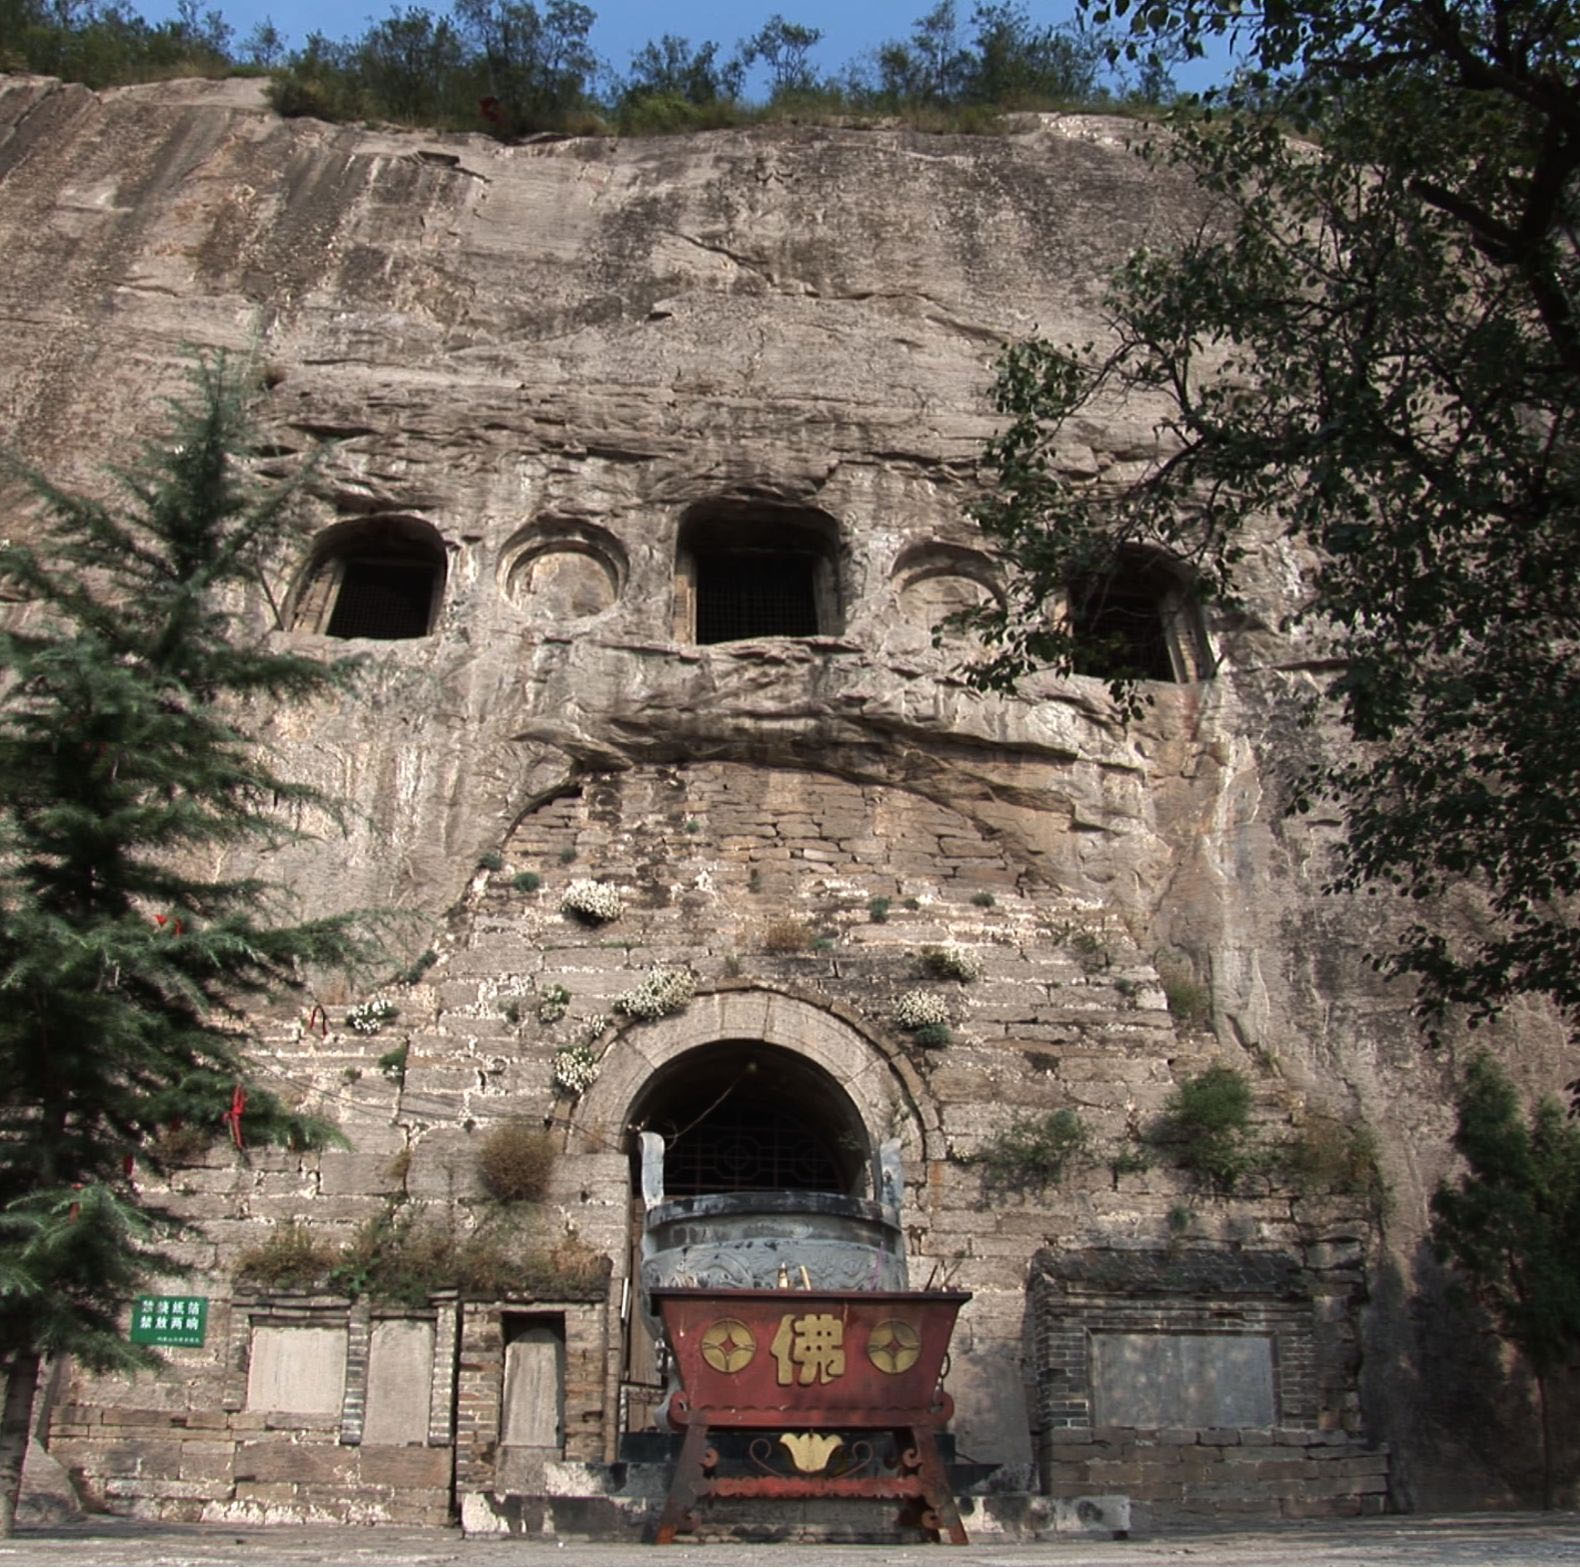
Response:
[0,1513,1577,1567]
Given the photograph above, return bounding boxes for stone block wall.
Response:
[1040,1427,1390,1525]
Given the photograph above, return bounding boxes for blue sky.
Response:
[138,0,1233,99]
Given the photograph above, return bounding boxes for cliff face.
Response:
[1,72,1572,1519]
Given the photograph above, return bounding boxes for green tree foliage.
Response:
[967,0,1580,1044]
[1430,1056,1580,1507]
[740,12,823,100]
[351,6,464,124]
[453,0,595,134]
[0,357,373,1532]
[619,33,743,106]
[0,0,235,85]
[861,1,1107,112]
[968,1,1103,105]
[6,0,1134,130]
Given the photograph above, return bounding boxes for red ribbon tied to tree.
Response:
[222,1084,247,1150]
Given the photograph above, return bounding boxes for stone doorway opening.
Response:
[618,1040,880,1433]
[628,1039,869,1199]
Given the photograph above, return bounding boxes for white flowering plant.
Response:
[346,998,398,1035]
[560,879,624,924]
[920,945,984,983]
[893,988,950,1031]
[614,967,696,1021]
[552,1042,600,1096]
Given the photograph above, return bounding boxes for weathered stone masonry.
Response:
[2,68,1573,1525]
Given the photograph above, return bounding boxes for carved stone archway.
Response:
[569,983,942,1170]
[565,984,944,1451]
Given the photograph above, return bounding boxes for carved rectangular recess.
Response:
[1091,1331,1277,1428]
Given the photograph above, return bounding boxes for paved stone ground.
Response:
[1,1514,1578,1565]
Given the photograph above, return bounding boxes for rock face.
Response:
[2,72,1574,1528]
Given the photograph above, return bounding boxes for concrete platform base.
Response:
[458,1462,1129,1543]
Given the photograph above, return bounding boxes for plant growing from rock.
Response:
[513,870,541,893]
[537,983,571,1024]
[234,1222,340,1290]
[347,998,398,1036]
[400,948,438,985]
[614,967,695,1021]
[893,988,950,1031]
[1282,1111,1387,1210]
[1149,1064,1261,1191]
[559,879,622,924]
[552,1042,600,1097]
[761,917,814,953]
[975,1109,1090,1192]
[919,945,983,983]
[1158,962,1211,1026]
[327,1204,609,1307]
[867,896,892,923]
[377,1043,408,1084]
[475,1121,556,1203]
[893,989,952,1044]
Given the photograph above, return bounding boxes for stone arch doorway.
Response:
[565,986,941,1440]
[628,1039,868,1199]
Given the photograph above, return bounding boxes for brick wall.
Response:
[1041,1427,1390,1524]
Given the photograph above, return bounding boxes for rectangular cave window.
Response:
[325,559,439,640]
[1072,582,1178,683]
[694,553,819,643]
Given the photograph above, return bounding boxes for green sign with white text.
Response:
[130,1295,208,1347]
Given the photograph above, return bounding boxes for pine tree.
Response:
[1430,1055,1580,1509]
[0,357,375,1534]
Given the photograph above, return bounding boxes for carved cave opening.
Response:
[1069,544,1211,683]
[676,501,842,643]
[627,1040,867,1198]
[291,517,446,640]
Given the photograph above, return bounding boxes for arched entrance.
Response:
[628,1039,868,1199]
[566,987,942,1440]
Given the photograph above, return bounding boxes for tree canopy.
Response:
[1430,1054,1580,1505]
[967,0,1580,1046]
[1,0,1156,136]
[0,359,374,1530]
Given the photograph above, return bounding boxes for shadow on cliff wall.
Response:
[1370,1240,1578,1511]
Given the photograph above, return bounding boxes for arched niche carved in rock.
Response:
[289,515,447,640]
[891,542,1003,649]
[501,519,626,621]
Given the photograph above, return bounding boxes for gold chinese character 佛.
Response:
[770,1312,845,1386]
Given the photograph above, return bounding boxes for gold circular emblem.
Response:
[867,1318,922,1375]
[700,1318,756,1373]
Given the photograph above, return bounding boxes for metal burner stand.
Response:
[651,1288,971,1545]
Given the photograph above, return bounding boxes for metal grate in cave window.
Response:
[695,554,818,643]
[661,1100,845,1195]
[1071,581,1176,682]
[325,559,437,640]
